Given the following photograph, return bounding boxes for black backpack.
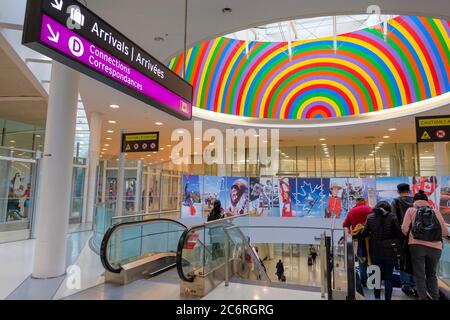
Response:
[411,206,442,242]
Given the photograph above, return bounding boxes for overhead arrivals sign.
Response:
[122,132,159,153]
[416,115,450,143]
[22,0,193,120]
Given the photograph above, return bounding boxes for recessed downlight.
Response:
[383,135,390,139]
[155,122,163,126]
[109,104,120,109]
[107,130,114,133]
[106,137,112,140]
[222,7,232,14]
[319,138,326,141]
[388,128,397,131]
[108,120,116,124]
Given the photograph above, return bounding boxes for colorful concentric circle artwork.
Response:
[168,16,450,119]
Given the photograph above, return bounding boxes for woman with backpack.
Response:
[402,190,449,300]
[361,201,403,300]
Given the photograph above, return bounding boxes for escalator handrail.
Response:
[176,219,235,282]
[100,218,187,273]
[176,215,271,283]
[346,236,356,300]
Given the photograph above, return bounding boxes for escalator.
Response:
[176,215,270,296]
[100,218,187,283]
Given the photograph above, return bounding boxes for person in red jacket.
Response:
[343,197,372,236]
[343,197,373,287]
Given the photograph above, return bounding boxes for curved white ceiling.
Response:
[85,0,450,62]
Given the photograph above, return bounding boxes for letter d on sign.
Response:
[66,265,81,290]
[68,36,84,57]
[366,265,381,290]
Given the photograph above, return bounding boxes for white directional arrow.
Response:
[47,24,60,43]
[51,0,63,11]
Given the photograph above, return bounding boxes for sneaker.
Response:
[412,289,419,297]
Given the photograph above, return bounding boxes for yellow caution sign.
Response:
[126,144,131,151]
[421,131,431,140]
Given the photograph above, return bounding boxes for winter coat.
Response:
[361,208,403,258]
[391,196,414,224]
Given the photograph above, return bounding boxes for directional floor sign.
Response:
[122,132,159,153]
[22,0,193,120]
[416,115,450,143]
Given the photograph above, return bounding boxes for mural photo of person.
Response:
[226,177,249,216]
[327,179,344,219]
[279,178,293,217]
[296,178,328,218]
[412,176,440,210]
[181,174,203,218]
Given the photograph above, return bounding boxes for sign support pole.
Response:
[116,129,126,217]
[135,160,143,213]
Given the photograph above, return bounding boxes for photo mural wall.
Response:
[181,174,450,224]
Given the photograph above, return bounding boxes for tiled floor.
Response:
[0,239,35,300]
[203,282,324,300]
[1,230,102,300]
[64,269,193,300]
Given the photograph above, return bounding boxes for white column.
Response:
[33,62,79,278]
[84,112,102,223]
[434,142,449,176]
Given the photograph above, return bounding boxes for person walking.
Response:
[276,260,285,281]
[401,191,449,300]
[343,197,373,286]
[391,183,416,296]
[361,201,403,300]
[309,245,318,264]
[207,200,225,260]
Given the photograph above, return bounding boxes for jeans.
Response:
[372,256,395,300]
[358,258,368,286]
[356,239,368,286]
[409,245,442,300]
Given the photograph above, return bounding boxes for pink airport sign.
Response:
[39,14,192,119]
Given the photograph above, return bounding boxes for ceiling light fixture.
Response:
[383,135,390,139]
[108,120,116,124]
[388,128,397,131]
[106,137,112,140]
[319,138,326,141]
[109,104,120,109]
[107,130,114,133]
[222,7,232,14]
[154,36,164,42]
[155,122,163,126]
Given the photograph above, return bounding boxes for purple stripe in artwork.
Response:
[302,101,337,118]
[41,15,191,118]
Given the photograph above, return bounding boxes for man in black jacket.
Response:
[361,201,403,300]
[391,183,416,297]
